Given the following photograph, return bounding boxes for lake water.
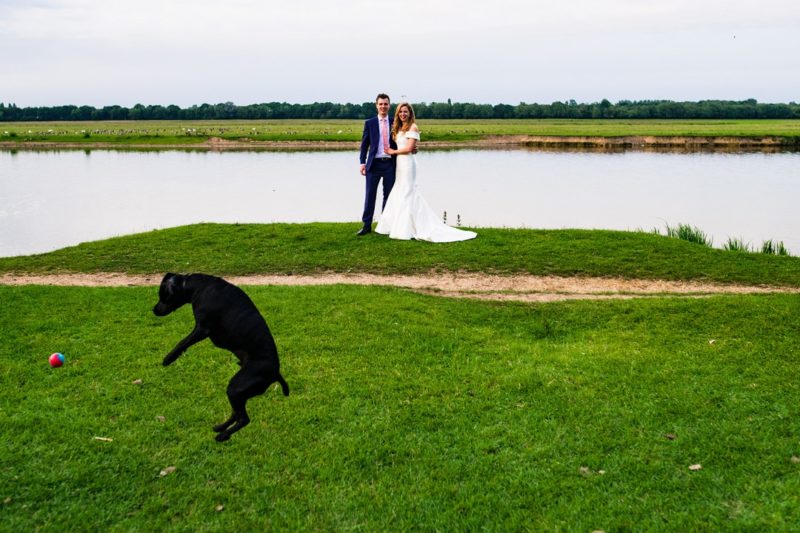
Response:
[1,148,798,257]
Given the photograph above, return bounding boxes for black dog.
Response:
[153,273,289,442]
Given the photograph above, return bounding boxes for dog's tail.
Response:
[277,374,289,396]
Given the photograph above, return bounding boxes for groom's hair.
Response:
[376,93,390,102]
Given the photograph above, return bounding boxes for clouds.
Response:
[1,0,798,106]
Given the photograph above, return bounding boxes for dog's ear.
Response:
[160,273,181,297]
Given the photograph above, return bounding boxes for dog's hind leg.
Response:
[214,368,270,442]
[212,414,237,434]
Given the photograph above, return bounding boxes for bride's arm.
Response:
[386,125,419,155]
[390,138,416,155]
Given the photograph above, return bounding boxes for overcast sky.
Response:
[1,0,798,107]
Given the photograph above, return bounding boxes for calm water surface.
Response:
[1,148,798,257]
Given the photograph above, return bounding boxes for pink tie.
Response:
[380,118,389,153]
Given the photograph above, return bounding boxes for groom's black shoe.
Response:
[356,226,372,236]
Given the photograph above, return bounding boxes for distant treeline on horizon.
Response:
[1,99,798,121]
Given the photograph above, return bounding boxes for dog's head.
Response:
[153,273,190,316]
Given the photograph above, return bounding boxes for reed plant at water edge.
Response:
[663,223,713,247]
[723,237,751,252]
[761,239,789,256]
[654,223,793,257]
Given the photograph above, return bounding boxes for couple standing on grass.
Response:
[357,93,477,243]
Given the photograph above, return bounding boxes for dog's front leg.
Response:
[163,325,209,366]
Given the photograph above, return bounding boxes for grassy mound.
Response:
[2,223,799,286]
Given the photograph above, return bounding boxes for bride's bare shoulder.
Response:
[410,124,420,132]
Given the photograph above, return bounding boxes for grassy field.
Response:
[2,118,800,145]
[3,286,800,530]
[2,225,800,530]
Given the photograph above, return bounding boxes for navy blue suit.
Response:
[359,116,397,227]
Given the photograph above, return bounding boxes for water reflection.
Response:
[1,147,798,257]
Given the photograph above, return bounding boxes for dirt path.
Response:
[2,272,797,302]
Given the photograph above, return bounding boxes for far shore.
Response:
[2,134,798,151]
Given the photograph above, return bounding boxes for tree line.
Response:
[1,99,798,121]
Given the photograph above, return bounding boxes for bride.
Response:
[375,103,477,242]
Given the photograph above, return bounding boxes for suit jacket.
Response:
[360,116,397,171]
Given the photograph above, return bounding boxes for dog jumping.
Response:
[153,273,289,442]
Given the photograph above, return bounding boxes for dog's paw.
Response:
[215,432,231,442]
[162,355,177,366]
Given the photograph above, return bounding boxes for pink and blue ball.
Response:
[49,352,65,367]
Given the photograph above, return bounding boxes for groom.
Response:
[357,93,396,236]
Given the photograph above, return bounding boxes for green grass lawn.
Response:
[2,225,800,529]
[2,284,799,530]
[2,118,799,144]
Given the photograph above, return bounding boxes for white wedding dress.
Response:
[376,131,477,242]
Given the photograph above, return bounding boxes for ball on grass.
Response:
[49,352,65,367]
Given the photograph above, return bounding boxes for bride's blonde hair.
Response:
[391,103,416,139]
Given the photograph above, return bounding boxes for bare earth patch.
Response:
[1,272,797,302]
